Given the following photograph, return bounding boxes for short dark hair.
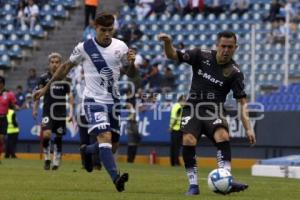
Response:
[0,76,5,85]
[217,31,237,43]
[95,12,115,27]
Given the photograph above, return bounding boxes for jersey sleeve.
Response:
[69,42,84,65]
[231,72,247,99]
[120,42,129,66]
[177,48,202,66]
[36,74,46,90]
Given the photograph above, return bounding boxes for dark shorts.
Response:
[0,116,8,135]
[41,114,66,135]
[180,104,229,143]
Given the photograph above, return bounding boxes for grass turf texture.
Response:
[0,159,299,200]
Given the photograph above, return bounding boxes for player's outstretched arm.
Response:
[238,98,256,146]
[158,33,178,61]
[33,60,76,101]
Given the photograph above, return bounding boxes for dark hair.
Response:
[217,31,237,43]
[0,76,5,85]
[95,12,115,27]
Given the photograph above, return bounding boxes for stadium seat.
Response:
[1,4,15,15]
[53,5,67,19]
[16,24,31,36]
[0,44,7,56]
[6,34,20,46]
[39,4,53,17]
[40,15,56,29]
[8,44,22,59]
[30,24,46,38]
[2,24,15,36]
[20,34,33,48]
[0,54,11,68]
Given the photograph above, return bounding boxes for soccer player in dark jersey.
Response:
[159,31,256,195]
[33,52,74,170]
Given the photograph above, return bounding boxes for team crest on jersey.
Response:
[71,47,80,56]
[183,52,190,61]
[114,50,121,59]
[202,60,211,66]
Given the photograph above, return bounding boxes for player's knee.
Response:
[182,133,197,146]
[97,131,112,143]
[214,127,229,142]
[43,130,52,139]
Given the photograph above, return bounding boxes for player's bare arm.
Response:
[125,48,137,78]
[33,60,76,101]
[32,84,43,118]
[238,97,256,146]
[158,33,178,61]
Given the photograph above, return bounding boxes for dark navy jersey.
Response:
[177,48,246,104]
[37,72,70,116]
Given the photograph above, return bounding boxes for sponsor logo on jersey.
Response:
[94,112,107,123]
[51,85,65,90]
[91,53,105,63]
[99,67,114,88]
[198,69,224,86]
[57,127,64,134]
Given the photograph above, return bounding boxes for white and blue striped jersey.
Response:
[69,38,129,104]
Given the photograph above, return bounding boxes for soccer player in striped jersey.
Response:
[34,12,137,192]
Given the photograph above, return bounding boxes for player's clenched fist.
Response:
[127,49,136,65]
[158,33,172,43]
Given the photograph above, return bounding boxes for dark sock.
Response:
[99,143,118,181]
[215,141,231,171]
[182,146,198,186]
[43,138,50,148]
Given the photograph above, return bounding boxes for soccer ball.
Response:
[207,168,233,194]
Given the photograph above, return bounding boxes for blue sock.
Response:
[99,143,118,181]
[86,142,98,154]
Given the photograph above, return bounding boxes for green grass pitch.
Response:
[0,159,299,200]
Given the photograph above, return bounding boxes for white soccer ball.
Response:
[207,168,233,194]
